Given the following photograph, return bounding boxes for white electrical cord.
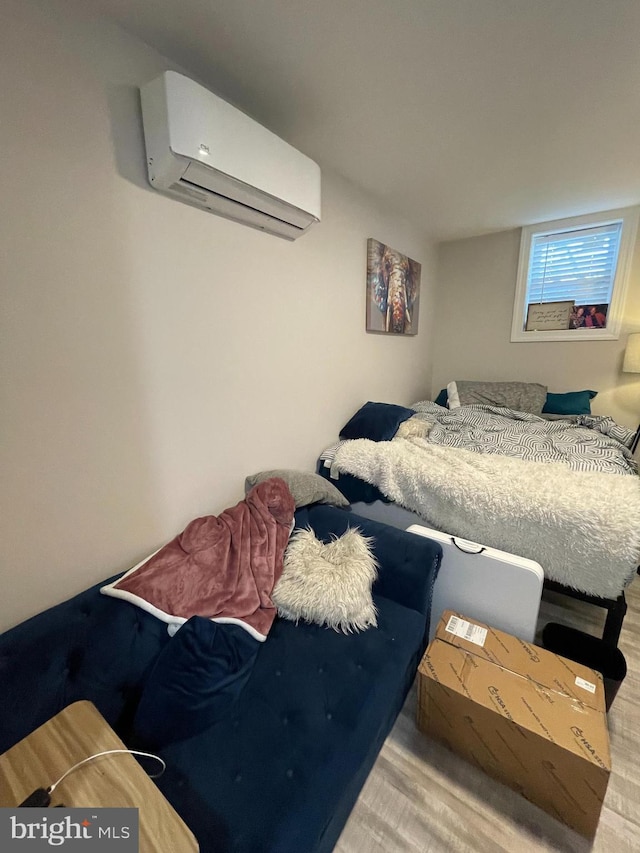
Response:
[47,749,166,794]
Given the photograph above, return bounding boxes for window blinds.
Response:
[527,221,622,305]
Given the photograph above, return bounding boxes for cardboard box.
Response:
[417,611,611,837]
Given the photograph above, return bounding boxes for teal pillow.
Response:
[542,390,597,415]
[434,388,448,407]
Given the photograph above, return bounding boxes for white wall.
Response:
[432,227,640,430]
[0,0,436,631]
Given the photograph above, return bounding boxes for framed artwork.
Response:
[366,239,421,335]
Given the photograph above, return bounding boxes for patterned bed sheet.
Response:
[409,401,637,476]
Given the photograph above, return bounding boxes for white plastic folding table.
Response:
[407,524,545,643]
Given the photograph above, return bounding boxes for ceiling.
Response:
[89,0,640,241]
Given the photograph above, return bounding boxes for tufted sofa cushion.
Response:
[142,505,442,853]
[152,592,426,853]
[0,579,170,754]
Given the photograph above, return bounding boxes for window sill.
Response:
[511,328,619,343]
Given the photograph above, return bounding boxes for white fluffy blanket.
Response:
[334,436,640,599]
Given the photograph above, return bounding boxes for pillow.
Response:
[434,388,448,407]
[244,469,348,508]
[273,527,378,633]
[447,380,548,415]
[395,415,432,440]
[133,617,259,746]
[542,390,598,416]
[339,401,415,441]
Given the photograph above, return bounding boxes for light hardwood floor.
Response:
[336,579,640,853]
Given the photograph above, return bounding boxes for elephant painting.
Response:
[366,239,421,335]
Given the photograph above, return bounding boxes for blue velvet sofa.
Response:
[0,505,441,853]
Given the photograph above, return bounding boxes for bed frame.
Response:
[543,579,628,649]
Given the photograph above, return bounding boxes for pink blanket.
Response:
[101,478,295,640]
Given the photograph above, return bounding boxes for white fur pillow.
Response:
[395,414,433,440]
[273,527,378,633]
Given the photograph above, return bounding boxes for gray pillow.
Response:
[244,469,349,508]
[447,380,548,415]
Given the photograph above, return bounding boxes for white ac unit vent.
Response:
[140,71,321,240]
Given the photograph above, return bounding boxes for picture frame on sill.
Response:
[571,303,609,329]
[525,300,574,332]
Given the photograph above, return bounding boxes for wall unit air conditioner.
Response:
[140,71,321,240]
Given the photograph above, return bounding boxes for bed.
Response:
[318,381,640,650]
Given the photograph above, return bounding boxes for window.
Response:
[511,207,639,342]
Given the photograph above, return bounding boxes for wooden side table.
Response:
[0,700,198,851]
